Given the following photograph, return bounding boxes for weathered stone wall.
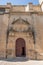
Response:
[0,12,43,60]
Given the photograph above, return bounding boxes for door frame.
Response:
[15,38,26,57]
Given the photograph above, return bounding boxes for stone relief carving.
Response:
[6,17,36,44]
[10,17,31,32]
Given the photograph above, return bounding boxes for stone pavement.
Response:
[0,57,43,65]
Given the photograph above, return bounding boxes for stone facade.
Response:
[0,3,43,60]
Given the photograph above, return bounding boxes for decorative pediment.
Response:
[12,18,30,32]
[12,17,30,25]
[9,17,32,32]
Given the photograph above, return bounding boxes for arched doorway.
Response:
[15,38,26,57]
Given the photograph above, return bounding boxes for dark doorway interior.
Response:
[16,38,26,57]
[22,47,26,57]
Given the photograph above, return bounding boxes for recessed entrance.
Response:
[16,38,26,57]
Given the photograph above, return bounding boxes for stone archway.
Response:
[15,38,26,57]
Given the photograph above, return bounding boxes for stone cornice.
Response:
[0,11,43,15]
[7,11,43,15]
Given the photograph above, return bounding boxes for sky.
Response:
[0,0,39,5]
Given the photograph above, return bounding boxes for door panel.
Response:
[16,38,26,57]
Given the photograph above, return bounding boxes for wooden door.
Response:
[16,38,26,57]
